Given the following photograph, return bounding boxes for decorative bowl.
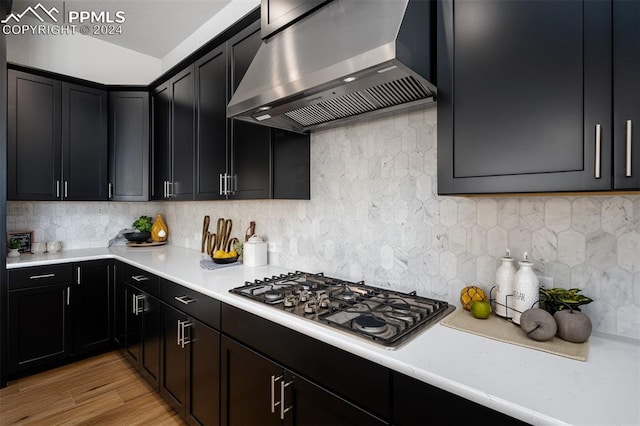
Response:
[212,255,239,264]
[124,231,151,243]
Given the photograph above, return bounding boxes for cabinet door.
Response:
[72,260,112,355]
[109,91,150,201]
[140,292,161,389]
[188,320,221,426]
[170,65,196,200]
[195,45,228,201]
[152,82,172,200]
[221,336,281,426]
[113,262,125,346]
[613,0,640,190]
[7,70,61,200]
[62,83,108,200]
[292,374,386,426]
[124,285,142,365]
[7,284,70,374]
[161,304,188,417]
[272,129,310,199]
[437,0,612,194]
[229,22,272,200]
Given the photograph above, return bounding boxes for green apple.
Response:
[471,300,492,319]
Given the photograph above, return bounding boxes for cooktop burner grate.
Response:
[229,271,454,349]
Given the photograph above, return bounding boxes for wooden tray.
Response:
[126,241,168,248]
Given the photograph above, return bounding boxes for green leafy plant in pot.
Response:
[125,215,153,243]
[539,287,594,343]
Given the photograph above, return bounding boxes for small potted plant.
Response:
[539,287,594,343]
[125,215,153,243]
[7,239,21,257]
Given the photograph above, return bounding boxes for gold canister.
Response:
[151,213,169,242]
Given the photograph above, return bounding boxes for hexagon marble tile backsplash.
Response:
[7,107,640,340]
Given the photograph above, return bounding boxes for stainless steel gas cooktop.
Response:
[229,271,455,349]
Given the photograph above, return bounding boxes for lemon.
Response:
[471,300,492,319]
[228,250,238,257]
[460,286,487,310]
[213,250,226,259]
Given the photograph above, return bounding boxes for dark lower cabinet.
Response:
[7,283,70,374]
[392,372,527,426]
[221,336,384,426]
[6,262,113,377]
[161,304,220,426]
[72,260,112,354]
[123,284,161,388]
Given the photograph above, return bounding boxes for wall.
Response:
[7,107,640,340]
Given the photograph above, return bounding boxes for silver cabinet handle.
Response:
[66,287,71,306]
[168,181,174,197]
[223,173,228,195]
[174,295,195,305]
[626,120,633,177]
[595,124,602,179]
[56,180,60,198]
[131,275,149,282]
[271,375,283,413]
[132,294,138,314]
[76,267,81,285]
[280,379,293,420]
[108,182,113,199]
[64,181,68,198]
[177,320,192,348]
[132,294,145,315]
[219,174,224,195]
[30,273,55,280]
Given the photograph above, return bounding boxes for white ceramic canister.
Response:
[494,249,516,318]
[243,234,267,267]
[511,252,539,324]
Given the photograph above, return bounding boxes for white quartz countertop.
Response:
[8,246,640,426]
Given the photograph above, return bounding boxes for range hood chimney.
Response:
[227,0,436,133]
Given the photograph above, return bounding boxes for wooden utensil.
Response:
[201,215,210,253]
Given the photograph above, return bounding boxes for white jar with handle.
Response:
[243,234,268,267]
[494,249,516,318]
[512,252,539,324]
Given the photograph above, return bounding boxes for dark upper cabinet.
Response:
[152,65,195,201]
[261,0,332,39]
[8,70,108,201]
[108,91,150,201]
[195,45,228,201]
[613,0,640,190]
[193,20,310,201]
[62,83,108,200]
[437,0,615,194]
[8,70,62,200]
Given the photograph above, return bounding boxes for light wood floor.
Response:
[0,351,185,425]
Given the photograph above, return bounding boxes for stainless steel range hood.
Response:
[227,0,436,133]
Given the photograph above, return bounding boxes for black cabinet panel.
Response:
[109,91,150,201]
[62,83,108,200]
[613,0,640,189]
[170,66,196,200]
[161,304,188,414]
[392,372,527,426]
[195,46,228,200]
[152,82,172,200]
[188,320,220,426]
[72,260,112,354]
[231,121,272,199]
[7,284,69,374]
[159,278,220,329]
[273,129,310,199]
[437,0,612,193]
[8,70,61,200]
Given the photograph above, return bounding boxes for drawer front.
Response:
[160,278,220,330]
[8,264,74,289]
[123,264,159,297]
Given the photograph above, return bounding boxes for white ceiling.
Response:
[10,0,235,58]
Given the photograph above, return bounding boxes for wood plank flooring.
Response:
[0,351,185,425]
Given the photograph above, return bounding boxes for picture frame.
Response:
[7,231,33,253]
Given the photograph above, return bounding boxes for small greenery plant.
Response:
[539,287,593,313]
[7,239,20,250]
[132,215,153,233]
